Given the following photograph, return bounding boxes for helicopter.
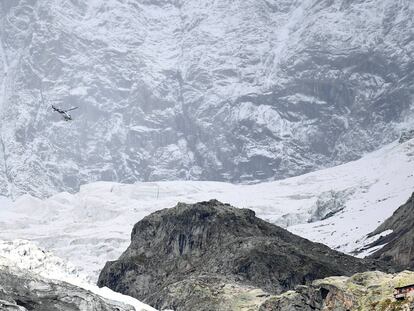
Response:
[51,105,79,121]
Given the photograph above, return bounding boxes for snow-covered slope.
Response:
[0,0,413,197]
[0,138,412,281]
[0,239,157,311]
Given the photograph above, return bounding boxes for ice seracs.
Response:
[0,138,412,282]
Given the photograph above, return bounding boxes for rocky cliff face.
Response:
[97,200,385,311]
[367,193,414,269]
[0,0,413,197]
[0,239,157,311]
[261,270,414,311]
[0,263,134,311]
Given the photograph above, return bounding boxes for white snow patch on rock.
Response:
[0,239,157,311]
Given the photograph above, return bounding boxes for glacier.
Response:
[0,0,413,197]
[0,137,412,282]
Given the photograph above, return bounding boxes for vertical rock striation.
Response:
[0,0,413,196]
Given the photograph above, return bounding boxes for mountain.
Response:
[0,0,413,197]
[97,200,387,310]
[365,193,414,269]
[0,138,412,280]
[0,240,157,311]
[0,262,134,311]
[289,138,414,256]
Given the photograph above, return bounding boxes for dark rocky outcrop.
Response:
[399,130,414,144]
[368,193,414,269]
[98,200,385,310]
[259,271,414,311]
[0,264,133,311]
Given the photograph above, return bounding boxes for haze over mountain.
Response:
[0,0,413,197]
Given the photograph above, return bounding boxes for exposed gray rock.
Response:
[150,275,278,311]
[367,192,414,269]
[0,299,27,311]
[0,264,134,311]
[399,130,414,144]
[258,289,324,311]
[98,200,385,311]
[0,0,413,197]
[259,271,414,311]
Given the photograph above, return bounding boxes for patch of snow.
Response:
[352,229,394,258]
[0,240,157,311]
[69,86,88,96]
